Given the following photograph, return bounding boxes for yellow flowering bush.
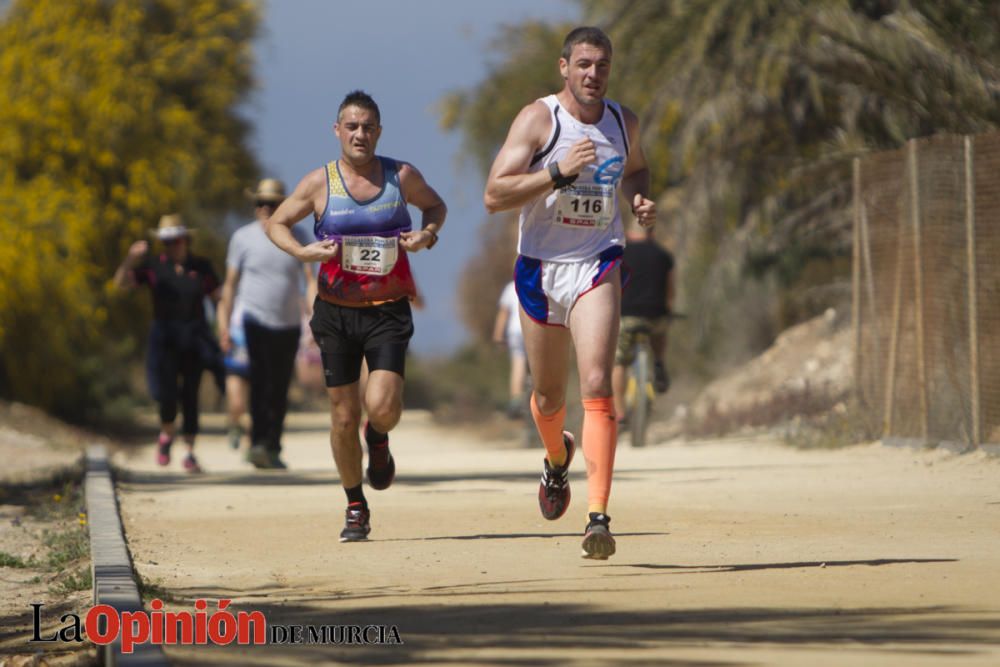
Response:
[0,0,260,420]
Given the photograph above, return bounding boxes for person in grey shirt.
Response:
[218,178,316,469]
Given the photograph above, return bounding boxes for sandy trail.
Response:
[113,411,1000,666]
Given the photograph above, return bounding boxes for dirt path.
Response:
[113,411,1000,666]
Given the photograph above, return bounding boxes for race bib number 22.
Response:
[341,235,398,276]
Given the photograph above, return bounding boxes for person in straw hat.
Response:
[266,90,445,542]
[219,180,287,453]
[114,214,225,473]
[217,178,316,469]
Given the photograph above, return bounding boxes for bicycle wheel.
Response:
[631,343,651,448]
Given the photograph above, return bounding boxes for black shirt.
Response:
[622,239,674,318]
[131,253,220,322]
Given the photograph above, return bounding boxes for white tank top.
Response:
[518,95,629,262]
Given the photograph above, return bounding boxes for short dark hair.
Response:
[561,26,613,61]
[337,90,381,125]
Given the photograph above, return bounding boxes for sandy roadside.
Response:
[0,403,97,666]
[113,410,1000,666]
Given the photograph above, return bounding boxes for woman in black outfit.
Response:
[114,214,224,473]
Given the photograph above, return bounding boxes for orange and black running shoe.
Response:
[538,431,575,520]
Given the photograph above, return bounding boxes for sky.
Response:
[247,0,579,356]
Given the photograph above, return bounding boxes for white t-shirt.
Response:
[226,220,313,329]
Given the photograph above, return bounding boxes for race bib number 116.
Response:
[555,183,615,230]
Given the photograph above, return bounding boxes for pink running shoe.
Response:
[156,434,172,466]
[182,454,202,474]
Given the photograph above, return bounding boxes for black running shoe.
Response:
[364,422,395,490]
[653,362,671,394]
[246,445,268,469]
[266,451,288,470]
[581,512,616,560]
[339,502,371,542]
[538,431,575,520]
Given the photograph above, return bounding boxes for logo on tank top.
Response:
[594,156,624,185]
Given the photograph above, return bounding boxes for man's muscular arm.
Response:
[266,168,338,263]
[484,103,551,213]
[619,106,656,228]
[399,162,447,252]
[484,102,596,214]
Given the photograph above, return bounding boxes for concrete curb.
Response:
[85,445,169,666]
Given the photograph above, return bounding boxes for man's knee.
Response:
[328,392,361,434]
[331,412,361,436]
[580,367,612,399]
[366,394,402,431]
[532,387,565,415]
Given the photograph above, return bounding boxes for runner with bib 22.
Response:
[266,90,446,543]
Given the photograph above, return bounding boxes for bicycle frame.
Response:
[625,328,655,448]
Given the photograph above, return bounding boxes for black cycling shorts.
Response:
[309,298,414,387]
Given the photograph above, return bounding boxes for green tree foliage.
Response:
[440,22,569,176]
[592,0,1000,245]
[0,0,260,421]
[443,1,1000,372]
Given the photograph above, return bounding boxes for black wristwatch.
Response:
[548,162,578,190]
[422,228,439,249]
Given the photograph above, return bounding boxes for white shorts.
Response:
[506,331,526,359]
[513,246,623,327]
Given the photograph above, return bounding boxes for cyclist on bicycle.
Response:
[612,223,675,425]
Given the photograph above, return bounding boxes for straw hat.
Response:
[151,214,191,241]
[245,178,286,204]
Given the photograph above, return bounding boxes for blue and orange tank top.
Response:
[313,157,416,306]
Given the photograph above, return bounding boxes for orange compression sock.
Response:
[530,393,568,467]
[581,396,617,514]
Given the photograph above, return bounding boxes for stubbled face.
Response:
[335,106,381,165]
[560,43,611,107]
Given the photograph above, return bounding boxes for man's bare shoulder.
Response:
[394,159,419,178]
[283,166,327,204]
[508,99,553,146]
[395,160,430,198]
[619,104,640,127]
[268,166,329,225]
[612,104,643,142]
[517,99,552,126]
[300,166,328,191]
